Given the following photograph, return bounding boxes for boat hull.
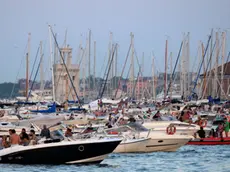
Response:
[114,137,190,153]
[114,138,151,153]
[187,137,230,145]
[144,138,190,152]
[0,139,121,164]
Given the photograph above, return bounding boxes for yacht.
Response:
[0,131,122,164]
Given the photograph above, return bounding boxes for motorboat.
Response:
[104,123,192,152]
[187,137,230,145]
[0,131,122,164]
[142,120,199,136]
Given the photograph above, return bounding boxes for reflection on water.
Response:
[1,145,230,172]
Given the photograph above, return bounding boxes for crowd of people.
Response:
[0,125,52,149]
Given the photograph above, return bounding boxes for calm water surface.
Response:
[1,145,230,172]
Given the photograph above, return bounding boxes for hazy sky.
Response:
[1,0,230,82]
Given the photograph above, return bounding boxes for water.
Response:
[1,145,230,172]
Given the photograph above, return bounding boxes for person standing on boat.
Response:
[196,127,205,138]
[224,118,229,137]
[40,125,51,139]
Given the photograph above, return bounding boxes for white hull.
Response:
[114,135,191,153]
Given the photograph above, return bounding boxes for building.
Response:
[54,46,80,103]
[200,62,230,99]
[126,77,153,99]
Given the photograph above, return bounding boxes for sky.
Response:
[1,0,230,83]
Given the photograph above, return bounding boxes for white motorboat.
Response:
[105,123,192,153]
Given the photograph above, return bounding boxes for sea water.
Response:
[1,145,230,172]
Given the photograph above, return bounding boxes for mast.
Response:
[83,43,87,99]
[221,32,226,98]
[107,32,113,97]
[214,32,219,97]
[40,41,44,94]
[48,26,56,102]
[209,31,213,96]
[142,52,144,99]
[93,41,96,92]
[26,33,31,100]
[130,32,135,98]
[164,39,168,99]
[88,30,91,94]
[152,54,155,100]
[186,33,190,97]
[115,44,118,94]
[201,42,206,97]
[170,52,173,98]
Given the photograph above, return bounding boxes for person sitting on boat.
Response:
[224,118,229,137]
[29,129,37,145]
[196,127,205,139]
[65,128,73,137]
[1,135,10,148]
[9,129,20,146]
[146,108,151,114]
[152,111,160,120]
[40,125,51,139]
[69,113,75,120]
[195,116,202,125]
[182,111,190,123]
[20,128,30,146]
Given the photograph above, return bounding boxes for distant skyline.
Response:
[1,0,230,83]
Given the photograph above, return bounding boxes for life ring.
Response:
[166,125,176,135]
[78,145,84,152]
[108,131,118,135]
[199,120,207,128]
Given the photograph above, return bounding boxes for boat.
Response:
[105,123,192,152]
[0,135,122,164]
[187,137,230,145]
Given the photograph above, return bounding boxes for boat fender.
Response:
[166,125,176,135]
[199,120,207,128]
[78,145,84,152]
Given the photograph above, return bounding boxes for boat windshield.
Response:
[51,130,65,140]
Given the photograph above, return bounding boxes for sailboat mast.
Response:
[93,41,96,92]
[107,32,113,97]
[164,39,168,99]
[115,44,118,94]
[170,52,173,98]
[48,26,56,102]
[186,33,190,96]
[221,32,226,98]
[26,33,31,100]
[88,30,91,94]
[214,32,219,97]
[130,32,135,98]
[142,52,144,99]
[40,41,44,92]
[152,54,155,100]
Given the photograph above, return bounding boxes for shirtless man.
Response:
[9,129,20,145]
